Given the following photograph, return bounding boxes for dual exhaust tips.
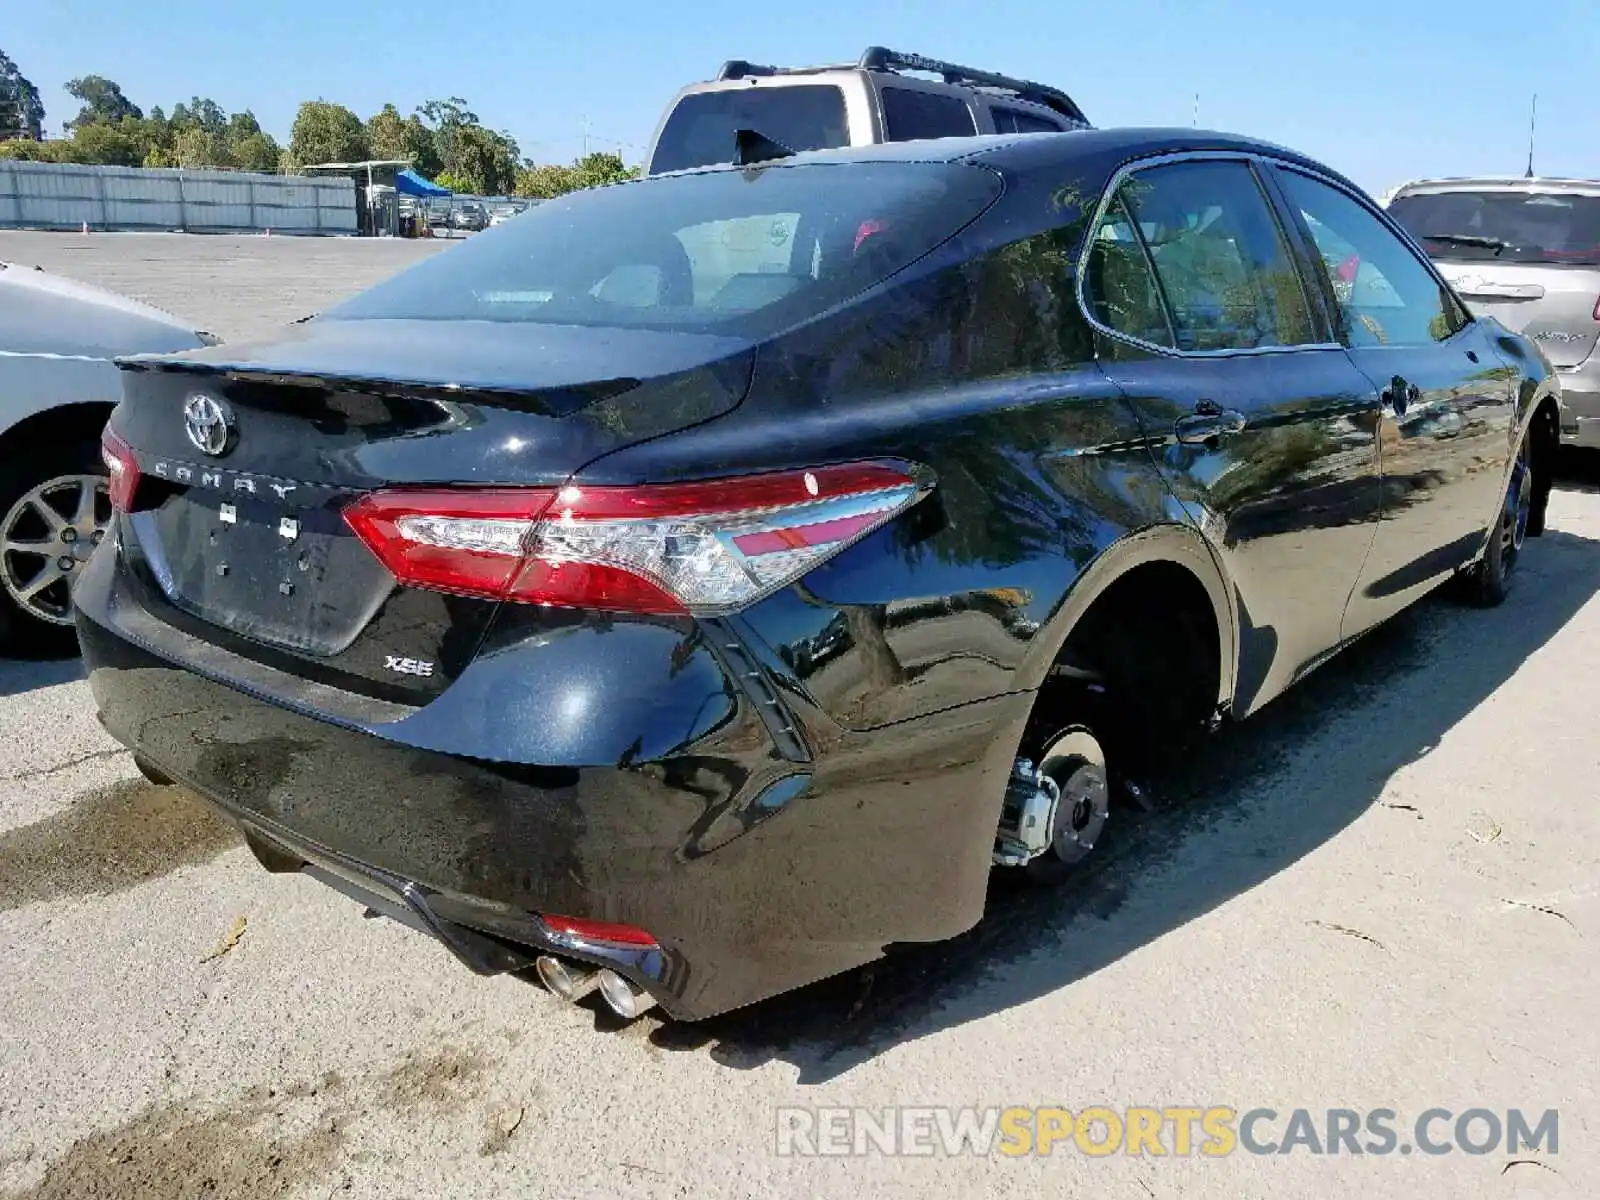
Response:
[535,955,656,1021]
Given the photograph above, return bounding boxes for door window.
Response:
[880,88,978,141]
[991,107,1065,134]
[1275,169,1467,347]
[1117,160,1318,352]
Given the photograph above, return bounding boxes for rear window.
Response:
[325,162,1002,337]
[1389,190,1600,265]
[650,86,849,174]
[880,88,978,141]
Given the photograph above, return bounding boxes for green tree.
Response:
[514,152,639,199]
[450,123,520,194]
[0,137,59,162]
[0,49,45,140]
[365,104,408,158]
[61,118,144,166]
[434,170,473,194]
[63,75,142,129]
[230,130,280,173]
[513,162,576,199]
[570,151,637,190]
[287,99,368,168]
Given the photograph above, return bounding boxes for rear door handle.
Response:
[1174,409,1247,445]
[1382,378,1420,416]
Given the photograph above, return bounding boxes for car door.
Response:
[1266,166,1519,635]
[1084,155,1384,716]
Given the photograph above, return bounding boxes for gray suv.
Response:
[1387,177,1600,447]
[646,46,1090,176]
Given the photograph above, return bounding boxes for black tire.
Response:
[1459,437,1532,609]
[0,437,110,658]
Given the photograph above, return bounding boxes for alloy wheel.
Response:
[1,474,111,626]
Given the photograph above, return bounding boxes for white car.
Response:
[0,261,215,652]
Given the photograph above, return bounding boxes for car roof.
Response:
[660,127,1360,194]
[1391,175,1600,198]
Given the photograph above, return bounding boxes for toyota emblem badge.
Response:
[183,393,235,457]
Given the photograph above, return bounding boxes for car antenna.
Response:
[733,128,797,167]
[1525,92,1537,178]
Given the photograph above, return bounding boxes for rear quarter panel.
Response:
[585,161,1217,730]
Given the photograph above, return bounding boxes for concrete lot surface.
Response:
[0,231,1595,1199]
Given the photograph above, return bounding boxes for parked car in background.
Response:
[78,129,1558,1023]
[646,44,1091,175]
[1387,176,1599,447]
[0,262,216,653]
[451,203,487,231]
[488,205,519,227]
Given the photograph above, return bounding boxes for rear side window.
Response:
[1388,189,1600,266]
[1118,160,1317,352]
[880,87,977,141]
[991,107,1063,135]
[326,162,1003,338]
[1086,197,1172,347]
[650,86,849,174]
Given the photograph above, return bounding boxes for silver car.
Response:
[1387,177,1600,447]
[0,261,214,651]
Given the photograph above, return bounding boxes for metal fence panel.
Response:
[0,160,356,234]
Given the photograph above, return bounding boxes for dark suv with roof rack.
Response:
[645,46,1091,175]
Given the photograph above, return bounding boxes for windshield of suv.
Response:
[1388,189,1600,265]
[326,161,1002,337]
[650,86,850,174]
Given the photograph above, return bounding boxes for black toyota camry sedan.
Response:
[78,128,1560,1022]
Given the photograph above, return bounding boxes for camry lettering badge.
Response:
[183,393,235,457]
[384,655,435,678]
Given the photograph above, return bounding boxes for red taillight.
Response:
[1592,294,1600,321]
[100,427,140,511]
[343,462,927,615]
[342,487,558,599]
[541,914,658,948]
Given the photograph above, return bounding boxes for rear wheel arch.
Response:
[1015,523,1237,721]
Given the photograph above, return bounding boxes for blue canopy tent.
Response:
[395,167,451,197]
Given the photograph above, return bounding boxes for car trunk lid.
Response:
[1432,260,1600,368]
[111,317,754,701]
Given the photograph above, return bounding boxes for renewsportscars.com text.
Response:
[774,1106,1560,1159]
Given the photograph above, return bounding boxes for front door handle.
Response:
[1174,409,1247,445]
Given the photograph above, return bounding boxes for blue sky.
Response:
[7,0,1596,194]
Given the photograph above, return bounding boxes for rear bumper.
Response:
[74,535,1029,1020]
[1557,359,1600,448]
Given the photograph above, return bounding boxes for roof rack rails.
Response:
[857,47,1088,125]
[714,46,1090,127]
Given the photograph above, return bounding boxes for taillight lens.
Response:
[343,462,927,615]
[1592,294,1600,321]
[100,427,140,511]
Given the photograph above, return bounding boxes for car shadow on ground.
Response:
[647,519,1600,1083]
[0,654,84,697]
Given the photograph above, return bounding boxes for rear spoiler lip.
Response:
[112,354,643,418]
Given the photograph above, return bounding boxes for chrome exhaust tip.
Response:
[596,968,657,1020]
[535,955,599,1001]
